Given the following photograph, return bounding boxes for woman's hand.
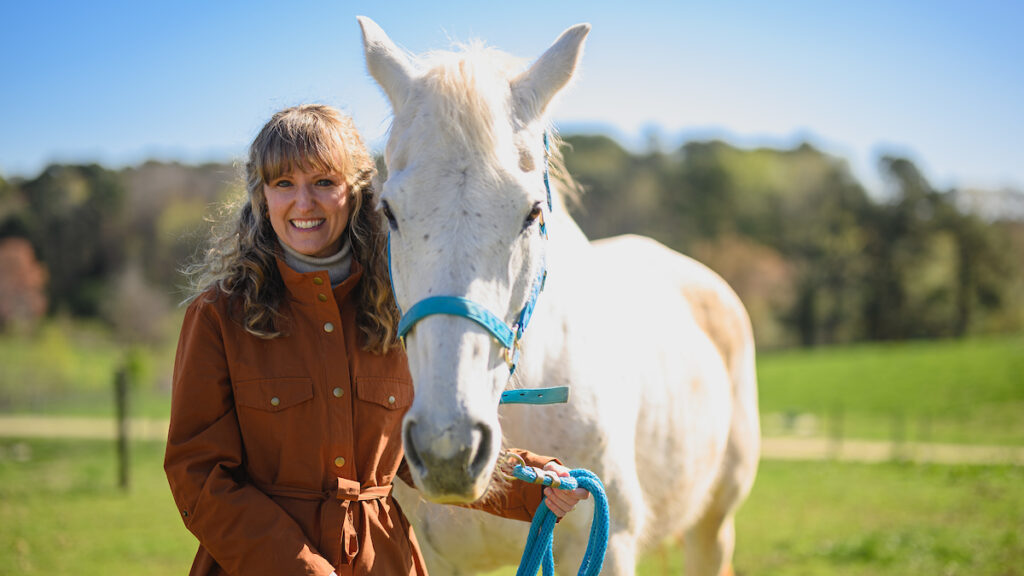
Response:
[541,462,589,518]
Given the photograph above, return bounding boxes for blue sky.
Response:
[2,1,1021,194]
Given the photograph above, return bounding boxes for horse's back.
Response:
[590,234,754,377]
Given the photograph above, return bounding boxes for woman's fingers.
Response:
[540,462,589,517]
[543,486,590,517]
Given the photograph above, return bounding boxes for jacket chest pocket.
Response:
[233,377,318,484]
[355,376,413,415]
[235,377,314,412]
[354,376,413,468]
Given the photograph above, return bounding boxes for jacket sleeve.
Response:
[163,299,335,576]
[461,448,560,522]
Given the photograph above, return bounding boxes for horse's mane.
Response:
[407,42,582,206]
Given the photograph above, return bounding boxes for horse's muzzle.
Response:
[403,417,496,502]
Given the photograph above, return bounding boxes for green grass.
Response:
[0,438,195,576]
[757,334,1024,445]
[2,324,1022,573]
[0,319,178,419]
[2,438,1020,576]
[731,460,1024,575]
[3,320,1022,446]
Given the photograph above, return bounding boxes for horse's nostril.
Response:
[403,420,425,474]
[468,422,493,479]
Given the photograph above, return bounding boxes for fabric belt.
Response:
[254,478,394,567]
[334,478,393,565]
[253,478,393,501]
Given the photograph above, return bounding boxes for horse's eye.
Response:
[381,200,398,231]
[522,202,543,231]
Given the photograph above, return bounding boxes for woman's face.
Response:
[264,165,351,258]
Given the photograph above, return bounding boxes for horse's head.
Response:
[358,17,588,502]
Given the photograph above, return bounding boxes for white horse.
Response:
[358,17,760,576]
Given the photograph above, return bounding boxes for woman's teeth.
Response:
[291,219,324,230]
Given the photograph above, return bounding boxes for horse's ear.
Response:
[358,16,415,112]
[511,23,591,125]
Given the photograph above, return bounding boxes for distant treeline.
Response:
[561,136,1024,347]
[0,136,1021,348]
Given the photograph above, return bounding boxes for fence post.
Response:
[115,366,130,491]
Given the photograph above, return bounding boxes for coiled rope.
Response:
[508,459,610,576]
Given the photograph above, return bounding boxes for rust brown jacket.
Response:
[164,260,553,576]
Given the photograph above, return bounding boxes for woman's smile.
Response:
[291,218,326,230]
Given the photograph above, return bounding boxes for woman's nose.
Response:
[295,184,315,209]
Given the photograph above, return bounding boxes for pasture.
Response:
[758,334,1024,446]
[0,328,1022,573]
[2,323,1020,445]
[0,438,1020,575]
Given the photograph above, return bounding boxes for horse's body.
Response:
[359,18,759,575]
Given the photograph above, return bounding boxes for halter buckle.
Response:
[502,334,521,371]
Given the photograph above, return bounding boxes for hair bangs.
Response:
[258,115,351,184]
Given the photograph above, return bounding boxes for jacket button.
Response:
[333,387,344,398]
[313,277,324,285]
[388,395,396,405]
[318,293,328,302]
[334,457,346,467]
[270,397,280,407]
[323,322,335,333]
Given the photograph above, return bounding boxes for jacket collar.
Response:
[276,256,364,305]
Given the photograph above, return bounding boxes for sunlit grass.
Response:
[757,334,1024,445]
[3,321,1022,447]
[0,318,179,419]
[4,438,1017,576]
[0,438,195,576]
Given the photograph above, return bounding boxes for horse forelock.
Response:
[385,40,581,208]
[403,44,521,158]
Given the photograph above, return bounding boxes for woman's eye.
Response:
[316,178,336,187]
[381,200,398,231]
[274,179,293,188]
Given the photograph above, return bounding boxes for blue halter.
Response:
[388,134,565,403]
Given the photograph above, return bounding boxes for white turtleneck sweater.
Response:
[281,239,353,287]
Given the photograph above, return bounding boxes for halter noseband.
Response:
[388,134,565,403]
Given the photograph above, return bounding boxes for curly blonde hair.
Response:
[187,104,399,353]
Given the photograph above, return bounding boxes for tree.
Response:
[0,237,48,332]
[21,164,127,316]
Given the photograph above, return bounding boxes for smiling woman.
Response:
[184,104,388,342]
[256,109,355,259]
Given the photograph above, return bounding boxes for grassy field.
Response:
[757,334,1024,445]
[1,437,1021,575]
[2,322,1021,446]
[0,319,179,419]
[0,438,194,576]
[1,326,1022,573]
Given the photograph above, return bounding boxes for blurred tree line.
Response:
[0,162,238,342]
[0,137,1021,348]
[561,136,1024,347]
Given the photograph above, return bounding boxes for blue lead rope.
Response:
[510,464,609,576]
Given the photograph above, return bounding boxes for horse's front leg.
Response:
[597,460,646,576]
